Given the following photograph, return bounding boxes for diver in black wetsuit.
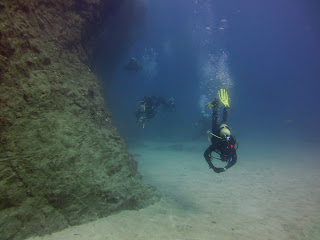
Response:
[136,96,175,128]
[204,89,238,173]
[136,97,157,124]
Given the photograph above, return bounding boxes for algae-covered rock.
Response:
[0,1,160,239]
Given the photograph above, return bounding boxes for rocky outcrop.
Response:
[0,1,160,239]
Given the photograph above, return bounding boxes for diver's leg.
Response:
[211,98,219,133]
[204,145,215,169]
[222,107,228,123]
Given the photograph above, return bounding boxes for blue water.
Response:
[104,0,320,147]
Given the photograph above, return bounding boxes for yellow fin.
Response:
[218,89,230,108]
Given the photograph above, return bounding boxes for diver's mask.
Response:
[221,133,231,141]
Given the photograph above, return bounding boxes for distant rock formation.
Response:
[0,1,160,239]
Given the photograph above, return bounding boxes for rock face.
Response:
[0,1,160,239]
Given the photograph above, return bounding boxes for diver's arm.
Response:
[204,145,215,169]
[204,145,225,173]
[225,150,237,170]
[205,148,237,173]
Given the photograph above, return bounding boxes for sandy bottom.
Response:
[28,140,320,240]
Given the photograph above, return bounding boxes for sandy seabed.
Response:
[28,140,320,240]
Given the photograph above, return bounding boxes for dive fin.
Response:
[218,89,230,108]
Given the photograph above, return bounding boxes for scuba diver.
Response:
[136,96,175,128]
[124,57,142,72]
[204,89,238,173]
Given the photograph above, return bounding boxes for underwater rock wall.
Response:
[0,1,160,239]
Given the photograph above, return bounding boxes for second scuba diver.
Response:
[204,89,238,173]
[136,96,175,128]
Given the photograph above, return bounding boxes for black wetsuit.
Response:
[136,97,157,121]
[136,96,175,124]
[204,101,237,173]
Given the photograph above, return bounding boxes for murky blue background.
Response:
[104,0,320,147]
